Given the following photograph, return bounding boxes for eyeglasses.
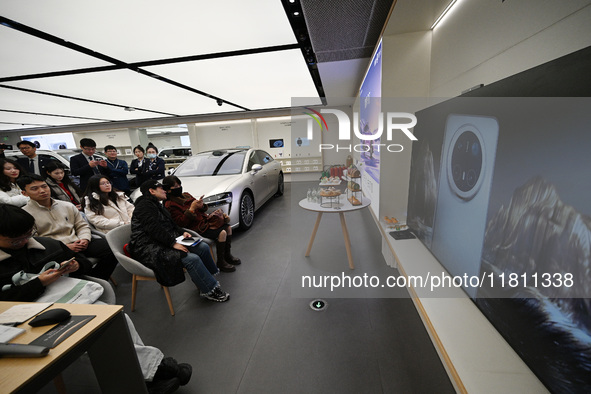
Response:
[9,228,37,246]
[99,181,111,186]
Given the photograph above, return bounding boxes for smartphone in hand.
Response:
[58,257,76,272]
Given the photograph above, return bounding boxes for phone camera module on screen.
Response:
[450,130,482,193]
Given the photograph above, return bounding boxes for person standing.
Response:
[0,142,8,159]
[70,138,111,192]
[143,143,166,181]
[129,145,146,189]
[15,140,50,175]
[104,145,130,194]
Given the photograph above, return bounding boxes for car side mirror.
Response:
[251,164,263,173]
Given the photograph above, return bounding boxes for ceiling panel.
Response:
[0,26,109,79]
[0,111,105,130]
[0,87,170,122]
[144,49,322,110]
[0,0,297,63]
[3,69,242,116]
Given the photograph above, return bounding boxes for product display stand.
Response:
[344,174,362,206]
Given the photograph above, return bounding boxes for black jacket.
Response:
[70,153,111,193]
[0,237,92,302]
[129,195,186,286]
[16,155,52,176]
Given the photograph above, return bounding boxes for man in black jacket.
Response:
[69,138,110,192]
[0,204,191,393]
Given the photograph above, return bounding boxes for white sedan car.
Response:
[135,148,284,230]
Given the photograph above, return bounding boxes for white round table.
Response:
[299,196,371,269]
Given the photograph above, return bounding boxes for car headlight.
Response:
[203,192,233,208]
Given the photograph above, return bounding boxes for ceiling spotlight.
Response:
[216,99,223,106]
[289,0,296,3]
[293,11,300,16]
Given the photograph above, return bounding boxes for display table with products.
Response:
[299,197,371,269]
[0,302,147,393]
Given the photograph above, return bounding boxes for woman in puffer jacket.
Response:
[83,174,134,233]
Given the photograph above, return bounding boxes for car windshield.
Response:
[174,151,246,176]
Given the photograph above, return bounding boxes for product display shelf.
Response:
[276,157,322,173]
[343,174,362,206]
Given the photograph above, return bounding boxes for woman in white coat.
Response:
[0,158,29,207]
[83,174,134,233]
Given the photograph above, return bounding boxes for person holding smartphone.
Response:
[0,204,192,393]
[162,176,241,273]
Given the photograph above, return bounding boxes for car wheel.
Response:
[239,191,255,230]
[275,172,284,196]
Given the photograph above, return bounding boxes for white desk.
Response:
[299,197,371,269]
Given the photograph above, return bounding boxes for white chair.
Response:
[105,224,176,315]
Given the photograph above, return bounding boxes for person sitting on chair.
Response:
[18,174,118,281]
[129,179,229,302]
[44,161,83,210]
[162,176,241,273]
[0,158,29,207]
[83,174,134,234]
[0,204,191,393]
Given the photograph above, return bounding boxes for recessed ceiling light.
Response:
[293,11,300,16]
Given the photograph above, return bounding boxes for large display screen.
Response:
[406,46,591,392]
[21,132,76,150]
[358,39,382,216]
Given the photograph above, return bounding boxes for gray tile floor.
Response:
[40,181,454,393]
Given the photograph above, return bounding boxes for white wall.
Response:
[429,0,591,96]
[146,134,184,150]
[74,128,131,150]
[378,0,591,221]
[379,31,433,221]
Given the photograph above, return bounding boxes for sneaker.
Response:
[153,357,179,381]
[177,363,192,386]
[201,286,230,302]
[146,377,180,394]
[153,357,193,386]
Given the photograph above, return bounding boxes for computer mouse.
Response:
[29,308,71,327]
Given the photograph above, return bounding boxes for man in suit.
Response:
[15,140,50,175]
[70,138,110,193]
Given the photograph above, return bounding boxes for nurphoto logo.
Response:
[305,108,418,153]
